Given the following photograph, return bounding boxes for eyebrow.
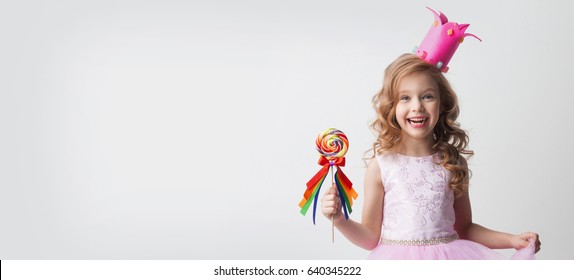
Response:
[398,88,437,94]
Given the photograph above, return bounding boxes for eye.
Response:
[422,94,435,100]
[399,95,410,101]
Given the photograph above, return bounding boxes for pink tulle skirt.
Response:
[367,239,536,260]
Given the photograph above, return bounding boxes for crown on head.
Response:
[413,7,482,73]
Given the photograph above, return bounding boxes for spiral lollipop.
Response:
[315,128,348,161]
[300,128,358,232]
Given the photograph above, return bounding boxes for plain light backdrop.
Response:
[1,0,572,259]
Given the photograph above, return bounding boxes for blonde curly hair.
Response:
[370,53,473,196]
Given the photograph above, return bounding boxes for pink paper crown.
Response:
[413,7,482,73]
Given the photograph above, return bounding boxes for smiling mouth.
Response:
[407,117,429,126]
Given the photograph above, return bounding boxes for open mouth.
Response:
[407,117,429,126]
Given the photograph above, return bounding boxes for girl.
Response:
[321,53,541,259]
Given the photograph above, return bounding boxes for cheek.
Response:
[394,104,407,118]
[427,102,440,115]
[393,109,402,123]
[432,105,440,116]
[391,107,401,125]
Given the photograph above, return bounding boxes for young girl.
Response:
[321,53,541,259]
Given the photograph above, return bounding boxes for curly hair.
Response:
[370,53,473,196]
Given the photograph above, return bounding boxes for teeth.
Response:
[408,118,427,124]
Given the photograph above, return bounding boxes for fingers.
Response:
[533,233,541,253]
[322,194,340,212]
[535,242,541,253]
[520,232,541,253]
[322,200,340,215]
[321,184,342,219]
[520,239,530,249]
[326,183,339,195]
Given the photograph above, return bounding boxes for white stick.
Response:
[331,165,335,243]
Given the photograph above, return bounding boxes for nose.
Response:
[411,100,425,112]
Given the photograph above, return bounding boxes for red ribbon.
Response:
[303,156,346,200]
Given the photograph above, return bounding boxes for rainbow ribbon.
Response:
[299,156,358,224]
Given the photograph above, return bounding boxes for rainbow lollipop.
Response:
[315,128,349,160]
[299,128,358,226]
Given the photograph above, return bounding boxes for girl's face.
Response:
[395,71,440,143]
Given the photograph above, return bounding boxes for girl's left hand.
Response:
[510,232,541,253]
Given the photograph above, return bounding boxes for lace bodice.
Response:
[376,153,457,240]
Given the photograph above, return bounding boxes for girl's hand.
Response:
[510,232,541,253]
[321,183,342,222]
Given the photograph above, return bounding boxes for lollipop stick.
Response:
[331,212,335,243]
[331,165,335,243]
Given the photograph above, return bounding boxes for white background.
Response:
[1,0,572,259]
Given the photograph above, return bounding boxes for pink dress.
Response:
[367,153,535,260]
